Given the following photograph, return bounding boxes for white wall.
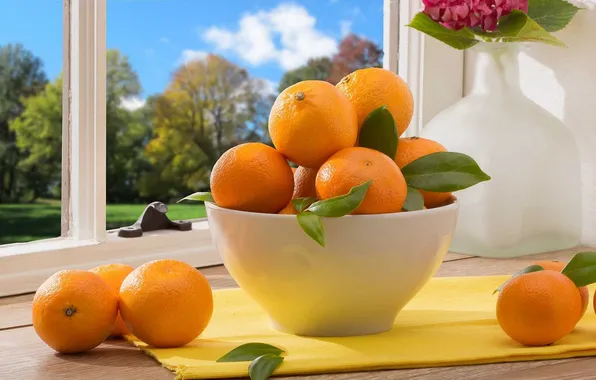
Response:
[463,11,596,245]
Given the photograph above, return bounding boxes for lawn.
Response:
[0,200,206,245]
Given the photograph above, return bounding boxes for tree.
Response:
[141,54,272,200]
[10,49,150,203]
[328,33,383,84]
[277,57,332,93]
[0,44,47,202]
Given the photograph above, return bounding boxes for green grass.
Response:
[0,200,206,245]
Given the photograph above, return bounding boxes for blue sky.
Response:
[1,0,383,102]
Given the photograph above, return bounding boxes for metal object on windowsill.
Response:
[118,201,192,238]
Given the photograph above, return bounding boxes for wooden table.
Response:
[2,247,596,380]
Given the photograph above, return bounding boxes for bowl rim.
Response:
[204,198,459,220]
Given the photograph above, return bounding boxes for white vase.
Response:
[421,43,582,258]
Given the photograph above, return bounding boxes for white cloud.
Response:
[201,3,338,70]
[339,20,352,37]
[179,49,208,64]
[120,96,145,111]
[256,79,278,97]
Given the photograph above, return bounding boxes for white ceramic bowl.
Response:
[205,201,459,337]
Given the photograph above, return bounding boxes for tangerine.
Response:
[119,259,213,348]
[533,260,589,318]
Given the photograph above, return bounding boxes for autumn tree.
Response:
[141,54,272,200]
[0,44,47,202]
[327,33,383,84]
[277,57,332,93]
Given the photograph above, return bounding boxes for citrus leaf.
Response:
[297,211,325,247]
[291,197,317,213]
[306,181,372,217]
[178,191,214,203]
[407,12,479,50]
[358,106,398,159]
[403,187,424,211]
[561,251,596,287]
[493,264,544,294]
[249,354,284,380]
[527,0,581,32]
[216,343,284,362]
[401,152,491,192]
[496,10,566,47]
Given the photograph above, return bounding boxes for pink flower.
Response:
[423,0,528,31]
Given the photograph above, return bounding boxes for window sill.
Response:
[0,220,221,297]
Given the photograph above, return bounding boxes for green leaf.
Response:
[403,187,425,211]
[496,10,566,47]
[306,181,372,217]
[407,12,479,50]
[493,265,544,294]
[216,343,284,362]
[178,191,214,203]
[358,106,398,159]
[249,354,284,380]
[528,0,581,32]
[561,251,596,287]
[297,211,325,247]
[401,152,491,192]
[291,197,317,213]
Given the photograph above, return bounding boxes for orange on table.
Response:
[119,259,214,348]
[32,270,119,353]
[210,142,294,214]
[533,260,589,318]
[316,147,407,214]
[394,137,452,208]
[89,263,135,336]
[496,270,582,346]
[268,80,358,169]
[336,67,413,137]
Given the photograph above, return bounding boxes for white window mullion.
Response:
[69,0,107,241]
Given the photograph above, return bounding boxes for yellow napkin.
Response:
[126,276,596,379]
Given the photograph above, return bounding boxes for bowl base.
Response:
[269,319,394,337]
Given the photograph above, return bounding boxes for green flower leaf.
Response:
[249,354,284,380]
[403,187,425,211]
[401,152,491,192]
[561,251,596,287]
[407,12,479,50]
[216,343,284,362]
[291,197,317,213]
[306,181,372,217]
[496,10,566,47]
[528,0,581,32]
[358,106,398,159]
[178,191,214,203]
[297,211,325,247]
[493,264,544,294]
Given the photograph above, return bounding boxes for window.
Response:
[0,0,462,296]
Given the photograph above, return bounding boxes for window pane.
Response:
[0,1,63,245]
[105,0,382,229]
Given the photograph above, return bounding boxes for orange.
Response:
[32,270,119,353]
[533,260,589,318]
[89,263,134,336]
[496,270,582,346]
[119,259,213,348]
[394,137,452,208]
[316,147,407,214]
[336,67,413,137]
[268,80,358,168]
[278,201,298,215]
[210,142,294,214]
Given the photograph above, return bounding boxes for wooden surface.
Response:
[2,248,596,379]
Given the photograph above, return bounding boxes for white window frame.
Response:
[0,0,466,297]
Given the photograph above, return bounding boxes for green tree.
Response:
[0,44,47,202]
[277,57,332,93]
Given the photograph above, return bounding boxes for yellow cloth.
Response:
[126,276,596,379]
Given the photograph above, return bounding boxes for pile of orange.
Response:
[32,260,213,354]
[496,260,590,347]
[210,67,455,216]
